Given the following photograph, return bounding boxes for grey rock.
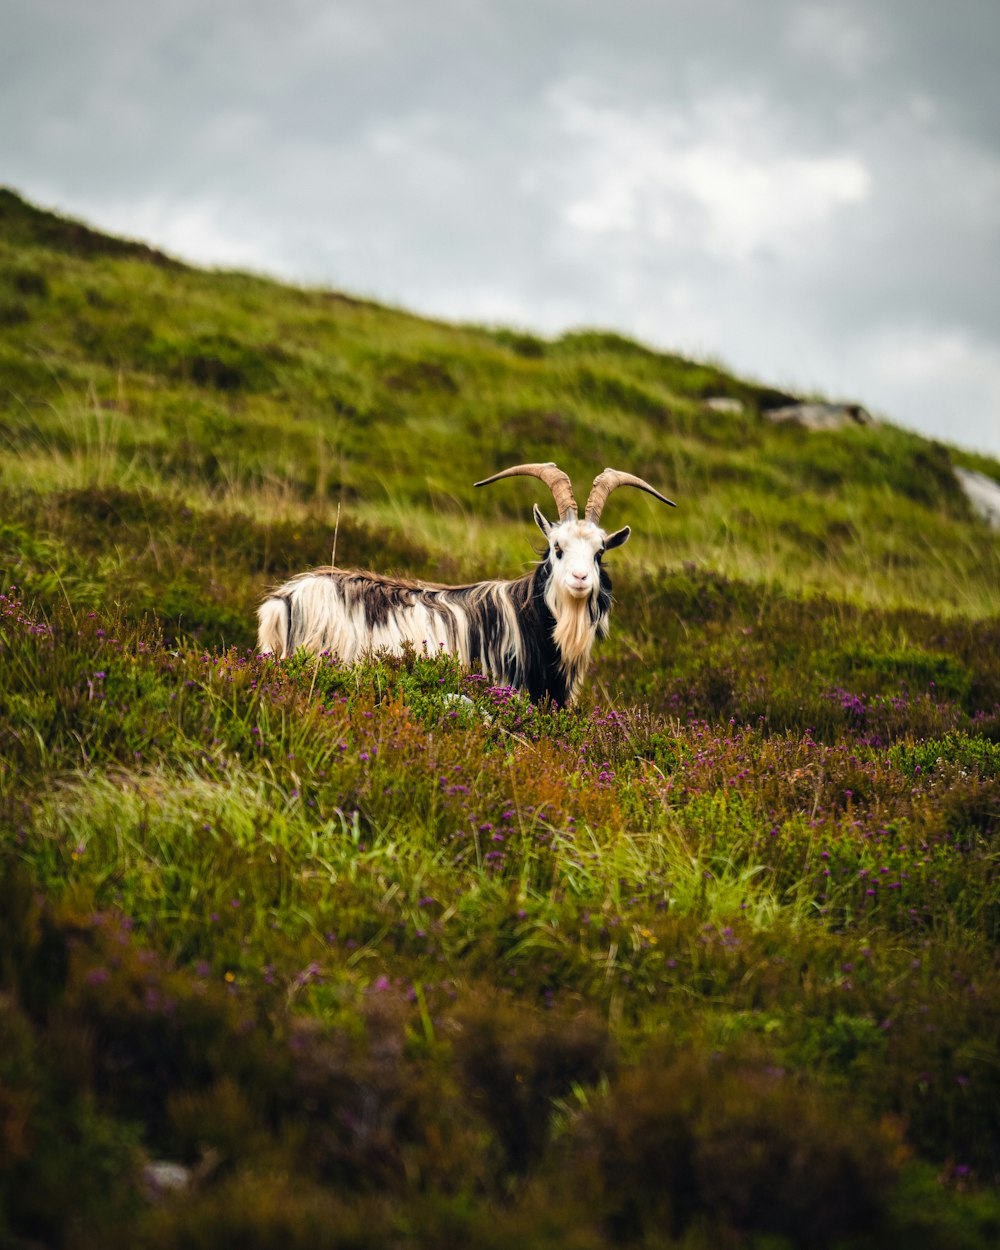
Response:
[955,467,1000,528]
[765,402,873,431]
[443,691,491,724]
[143,1161,191,1194]
[704,396,745,415]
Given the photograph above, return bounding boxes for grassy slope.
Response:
[2,188,1000,1248]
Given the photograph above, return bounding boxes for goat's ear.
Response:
[604,525,631,550]
[533,503,553,537]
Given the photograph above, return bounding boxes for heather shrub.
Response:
[572,1048,902,1248]
[454,995,614,1174]
[135,1173,390,1250]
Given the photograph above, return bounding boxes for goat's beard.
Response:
[546,577,598,680]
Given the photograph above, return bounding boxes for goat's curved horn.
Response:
[585,468,676,523]
[474,462,578,521]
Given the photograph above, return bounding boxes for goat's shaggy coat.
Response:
[257,463,673,704]
[257,554,612,705]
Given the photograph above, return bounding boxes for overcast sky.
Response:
[3,0,999,455]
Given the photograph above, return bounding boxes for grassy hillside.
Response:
[2,189,1000,1249]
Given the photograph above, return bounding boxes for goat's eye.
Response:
[553,545,563,560]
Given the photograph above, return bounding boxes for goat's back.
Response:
[257,567,504,663]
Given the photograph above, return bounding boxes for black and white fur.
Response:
[258,463,674,705]
[257,507,629,705]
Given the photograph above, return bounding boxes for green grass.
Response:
[2,188,1000,1248]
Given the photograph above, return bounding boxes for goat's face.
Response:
[533,504,629,602]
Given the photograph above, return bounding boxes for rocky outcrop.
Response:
[704,397,745,415]
[955,467,1000,528]
[765,402,874,431]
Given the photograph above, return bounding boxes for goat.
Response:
[257,463,674,704]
